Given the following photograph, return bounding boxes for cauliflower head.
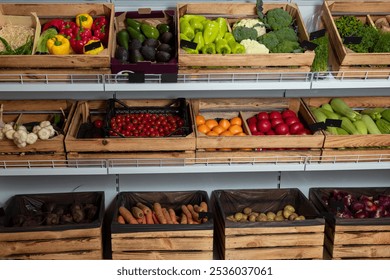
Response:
[233,18,266,37]
[240,39,269,54]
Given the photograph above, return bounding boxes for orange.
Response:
[197,124,210,134]
[206,131,219,137]
[205,119,219,130]
[229,124,243,135]
[230,117,242,126]
[236,132,247,136]
[220,130,234,137]
[195,115,206,126]
[212,125,226,135]
[219,119,231,130]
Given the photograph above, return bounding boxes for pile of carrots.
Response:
[117,201,208,225]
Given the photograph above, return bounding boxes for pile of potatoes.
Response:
[226,204,305,222]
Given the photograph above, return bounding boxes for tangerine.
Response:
[219,119,231,130]
[229,124,243,135]
[230,117,242,126]
[220,130,234,137]
[196,115,206,126]
[206,131,219,137]
[212,125,226,135]
[205,119,219,130]
[197,124,211,134]
[236,132,247,136]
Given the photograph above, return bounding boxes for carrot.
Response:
[180,213,188,224]
[168,208,179,224]
[131,206,144,218]
[145,211,154,224]
[153,202,167,224]
[194,204,205,213]
[163,208,173,224]
[200,201,208,212]
[117,215,126,224]
[187,204,200,221]
[119,206,138,224]
[137,217,143,224]
[181,205,194,224]
[136,202,152,215]
[152,212,160,224]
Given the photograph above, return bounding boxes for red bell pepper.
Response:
[42,19,65,32]
[92,16,108,45]
[70,26,94,54]
[59,21,77,39]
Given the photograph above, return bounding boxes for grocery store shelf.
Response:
[1,155,390,176]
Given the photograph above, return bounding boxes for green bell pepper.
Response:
[201,43,216,54]
[179,18,195,41]
[193,31,204,51]
[215,17,228,41]
[183,47,198,54]
[180,33,191,41]
[202,20,219,45]
[224,32,245,54]
[215,38,231,54]
[190,18,205,33]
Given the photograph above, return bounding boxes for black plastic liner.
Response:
[212,188,324,228]
[111,190,213,233]
[0,191,104,233]
[309,187,390,226]
[103,97,192,138]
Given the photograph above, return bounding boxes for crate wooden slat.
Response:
[0,3,114,69]
[177,2,314,73]
[0,192,104,260]
[213,188,325,260]
[323,1,390,77]
[303,97,390,149]
[65,99,196,158]
[110,191,213,260]
[309,187,390,259]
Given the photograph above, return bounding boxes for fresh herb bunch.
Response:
[373,31,390,53]
[0,36,33,55]
[311,34,329,72]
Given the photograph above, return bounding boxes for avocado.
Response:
[143,38,159,49]
[115,46,129,62]
[129,38,142,50]
[157,43,173,55]
[156,51,171,63]
[140,45,156,61]
[128,49,144,63]
[159,31,173,44]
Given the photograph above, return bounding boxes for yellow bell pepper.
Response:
[83,39,104,55]
[76,13,93,29]
[46,34,71,55]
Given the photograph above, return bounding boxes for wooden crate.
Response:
[302,97,390,148]
[309,187,390,259]
[177,2,314,73]
[0,3,114,70]
[64,99,196,159]
[192,98,324,161]
[110,191,213,260]
[0,191,104,260]
[323,1,390,77]
[213,188,325,260]
[0,100,75,160]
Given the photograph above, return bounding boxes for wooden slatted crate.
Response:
[177,2,315,73]
[0,100,75,162]
[192,98,324,163]
[65,99,196,160]
[0,192,104,260]
[110,191,213,260]
[309,187,390,259]
[213,188,325,260]
[323,1,390,78]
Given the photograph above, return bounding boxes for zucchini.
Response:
[376,119,390,134]
[361,115,381,134]
[340,117,360,135]
[353,120,368,135]
[330,98,361,122]
[382,109,390,122]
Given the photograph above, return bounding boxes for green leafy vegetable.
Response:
[264,8,293,31]
[311,34,329,72]
[0,36,33,55]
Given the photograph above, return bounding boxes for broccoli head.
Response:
[257,32,279,50]
[274,27,298,43]
[265,8,293,31]
[271,40,301,53]
[232,26,258,43]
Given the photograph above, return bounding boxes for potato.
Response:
[266,211,276,221]
[274,215,285,221]
[226,215,236,222]
[295,215,306,221]
[234,212,243,221]
[283,209,293,219]
[284,204,295,213]
[248,214,257,222]
[243,207,252,215]
[242,214,248,221]
[250,212,259,217]
[288,213,299,221]
[276,210,283,217]
[256,213,267,222]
